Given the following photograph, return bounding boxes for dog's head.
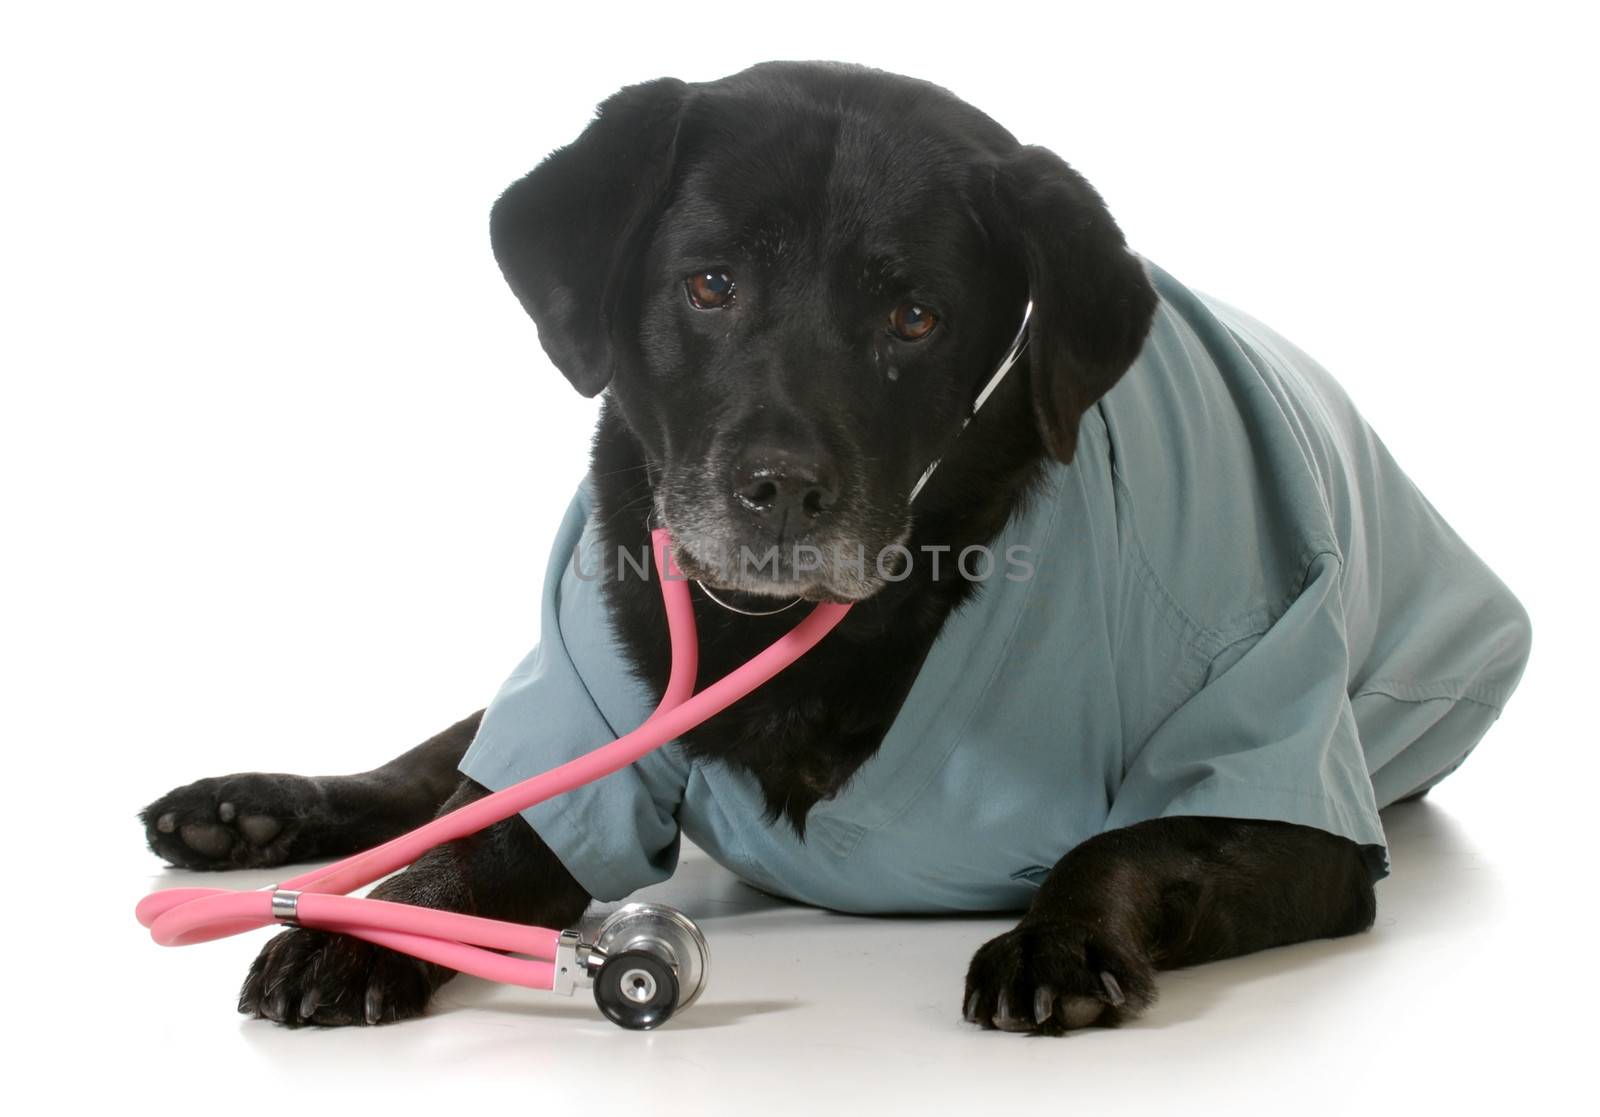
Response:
[491,62,1155,601]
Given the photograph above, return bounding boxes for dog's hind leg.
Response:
[139,710,483,870]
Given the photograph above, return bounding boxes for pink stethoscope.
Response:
[134,303,1031,1029]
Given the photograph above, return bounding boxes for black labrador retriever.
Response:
[139,61,1509,1034]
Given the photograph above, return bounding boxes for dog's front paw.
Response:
[963,917,1155,1035]
[239,927,441,1028]
[140,773,324,870]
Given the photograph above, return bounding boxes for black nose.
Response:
[732,446,840,523]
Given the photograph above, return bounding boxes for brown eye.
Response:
[889,302,937,341]
[686,270,735,309]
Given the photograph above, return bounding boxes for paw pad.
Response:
[140,773,312,870]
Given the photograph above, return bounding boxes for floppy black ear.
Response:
[994,146,1157,462]
[490,78,689,396]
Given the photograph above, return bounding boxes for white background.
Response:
[3,1,1596,1112]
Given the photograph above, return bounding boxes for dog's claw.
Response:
[1034,985,1056,1025]
[299,989,321,1020]
[218,800,237,822]
[1100,970,1125,1007]
[264,988,289,1023]
[364,984,384,1026]
[964,990,980,1022]
[993,990,1033,1032]
[156,811,177,834]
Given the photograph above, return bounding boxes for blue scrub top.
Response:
[459,261,1532,914]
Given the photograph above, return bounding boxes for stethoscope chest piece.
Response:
[553,902,711,1029]
[594,949,679,1030]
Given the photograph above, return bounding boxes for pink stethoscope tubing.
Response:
[135,528,851,992]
